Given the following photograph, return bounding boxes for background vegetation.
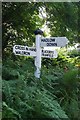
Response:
[2,2,80,120]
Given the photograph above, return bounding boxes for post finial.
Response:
[34,29,43,35]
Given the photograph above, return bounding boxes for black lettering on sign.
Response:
[15,46,25,50]
[45,50,53,53]
[42,50,54,54]
[26,47,28,50]
[41,39,46,42]
[20,46,25,50]
[51,54,53,57]
[42,53,53,57]
[22,51,30,55]
[42,50,43,52]
[50,38,55,42]
[42,53,49,57]
[41,39,43,42]
[41,38,55,42]
[15,50,30,56]
[29,48,36,52]
[47,43,57,46]
[15,46,20,49]
[41,38,49,42]
[15,51,21,54]
[26,52,30,55]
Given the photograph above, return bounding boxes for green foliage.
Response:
[54,68,80,119]
[68,49,80,57]
[2,52,80,119]
[45,2,79,44]
[3,102,21,119]
[2,2,79,59]
[62,69,78,85]
[2,2,44,59]
[2,59,68,119]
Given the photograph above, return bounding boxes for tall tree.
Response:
[2,2,43,57]
[44,2,79,44]
[2,2,79,58]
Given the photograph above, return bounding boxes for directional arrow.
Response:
[41,37,68,47]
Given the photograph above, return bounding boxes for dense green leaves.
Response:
[2,2,44,57]
[45,2,79,43]
[2,2,79,58]
[2,49,80,119]
[2,66,68,119]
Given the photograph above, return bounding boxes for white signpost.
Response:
[13,29,68,78]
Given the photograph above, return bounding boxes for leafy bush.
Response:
[68,49,80,57]
[3,102,21,119]
[2,48,80,119]
[2,79,68,119]
[2,59,69,119]
[55,69,80,119]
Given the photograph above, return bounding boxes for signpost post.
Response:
[13,29,68,78]
[34,30,43,78]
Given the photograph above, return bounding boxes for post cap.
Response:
[34,29,43,35]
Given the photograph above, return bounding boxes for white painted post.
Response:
[34,29,43,78]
